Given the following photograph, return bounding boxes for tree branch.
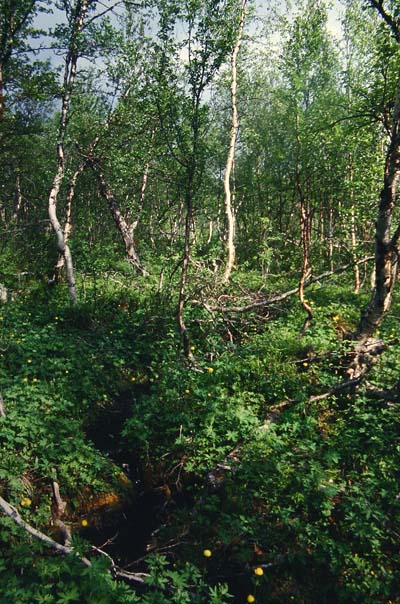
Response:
[0,494,149,585]
[368,0,400,42]
[0,495,92,566]
[206,256,374,313]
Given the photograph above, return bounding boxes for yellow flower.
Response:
[185,389,190,394]
[65,370,69,374]
[20,497,32,507]
[32,378,38,383]
[130,376,136,382]
[207,392,212,397]
[333,315,339,322]
[207,367,214,374]
[203,549,212,558]
[303,362,308,367]
[27,359,32,364]
[81,519,88,527]
[247,596,255,603]
[190,346,196,351]
[254,567,264,576]
[23,377,28,383]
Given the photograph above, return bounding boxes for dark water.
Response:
[83,391,164,567]
[83,393,254,602]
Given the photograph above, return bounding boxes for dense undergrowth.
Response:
[0,270,399,603]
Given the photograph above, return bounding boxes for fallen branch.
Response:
[309,376,364,402]
[0,495,92,566]
[205,256,374,313]
[0,495,149,585]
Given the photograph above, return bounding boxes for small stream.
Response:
[84,391,166,568]
[83,392,254,602]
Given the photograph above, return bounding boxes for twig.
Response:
[90,544,149,584]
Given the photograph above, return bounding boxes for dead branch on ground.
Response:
[201,256,373,314]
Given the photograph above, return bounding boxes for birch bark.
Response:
[48,0,89,304]
[222,0,247,283]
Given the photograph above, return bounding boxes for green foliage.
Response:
[2,0,400,602]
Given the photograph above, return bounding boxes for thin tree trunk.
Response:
[93,164,148,276]
[222,0,247,284]
[48,0,89,304]
[328,204,334,272]
[177,179,194,360]
[53,160,87,281]
[295,110,313,334]
[351,205,360,293]
[0,62,3,125]
[13,170,23,221]
[207,219,213,244]
[299,192,313,334]
[357,75,400,341]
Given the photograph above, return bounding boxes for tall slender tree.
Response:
[222,0,247,284]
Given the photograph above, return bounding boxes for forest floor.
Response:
[0,270,399,604]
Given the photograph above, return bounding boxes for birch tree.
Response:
[355,1,400,344]
[222,0,247,284]
[155,0,243,357]
[47,0,92,304]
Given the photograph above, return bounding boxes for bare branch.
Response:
[0,495,92,566]
[0,494,149,584]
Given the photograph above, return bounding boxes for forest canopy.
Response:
[1,0,400,603]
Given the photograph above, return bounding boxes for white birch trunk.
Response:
[48,0,89,304]
[222,0,247,284]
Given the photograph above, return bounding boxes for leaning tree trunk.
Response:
[349,66,400,378]
[222,0,247,284]
[48,0,89,304]
[357,76,400,342]
[93,164,148,276]
[53,159,87,282]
